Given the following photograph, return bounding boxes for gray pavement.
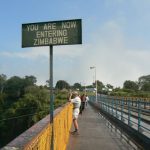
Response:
[67,104,138,150]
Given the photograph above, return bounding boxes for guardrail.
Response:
[90,95,150,137]
[89,95,150,149]
[2,103,73,150]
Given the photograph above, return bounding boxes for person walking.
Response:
[85,95,89,107]
[81,94,86,112]
[68,91,81,135]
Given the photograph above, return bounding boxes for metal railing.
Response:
[90,95,150,138]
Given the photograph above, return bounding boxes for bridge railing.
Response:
[90,95,150,138]
[2,102,73,150]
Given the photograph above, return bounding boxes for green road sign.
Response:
[22,19,82,47]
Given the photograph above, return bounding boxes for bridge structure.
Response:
[1,95,150,150]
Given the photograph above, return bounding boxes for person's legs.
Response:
[79,105,82,114]
[73,118,78,131]
[86,101,88,107]
[71,109,79,134]
[71,118,79,134]
[82,102,85,110]
[81,102,84,111]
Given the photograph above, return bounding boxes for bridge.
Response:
[1,95,150,150]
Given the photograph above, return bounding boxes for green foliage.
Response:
[54,91,68,108]
[4,76,23,98]
[111,87,150,98]
[0,74,7,94]
[106,84,113,89]
[93,80,105,93]
[56,93,67,100]
[22,75,37,87]
[2,75,38,105]
[0,75,68,148]
[133,91,150,97]
[54,99,67,108]
[0,93,6,107]
[139,75,150,84]
[141,83,150,91]
[123,80,138,90]
[138,75,150,91]
[73,83,81,90]
[110,91,128,97]
[55,80,70,90]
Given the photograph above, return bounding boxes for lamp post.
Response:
[90,66,97,102]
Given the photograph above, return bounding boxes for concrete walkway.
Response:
[67,104,137,150]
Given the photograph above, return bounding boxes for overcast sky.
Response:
[0,0,150,87]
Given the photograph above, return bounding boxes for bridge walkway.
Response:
[67,104,137,150]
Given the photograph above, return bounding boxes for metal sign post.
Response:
[49,45,54,150]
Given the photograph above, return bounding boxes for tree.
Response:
[141,83,150,91]
[0,85,50,148]
[93,80,104,92]
[138,75,150,91]
[24,75,37,86]
[0,75,68,148]
[4,76,24,101]
[73,83,81,90]
[139,75,150,84]
[106,84,113,89]
[123,80,138,90]
[55,80,70,90]
[0,74,7,94]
